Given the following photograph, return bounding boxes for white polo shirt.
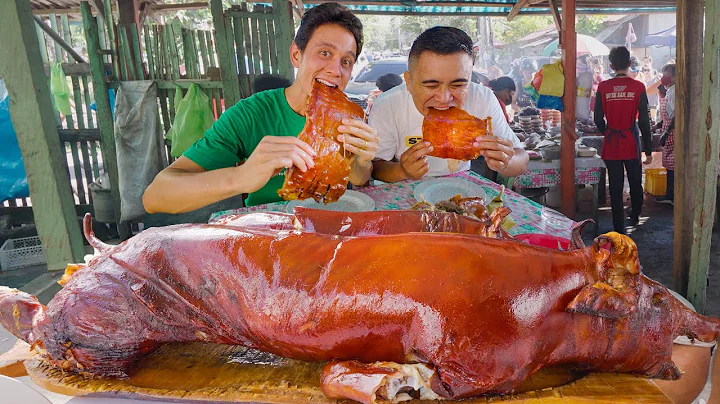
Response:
[369,82,522,178]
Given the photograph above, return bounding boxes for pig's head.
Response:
[566,232,719,380]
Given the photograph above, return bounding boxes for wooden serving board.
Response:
[23,342,671,403]
[0,340,30,377]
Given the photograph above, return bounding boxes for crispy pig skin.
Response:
[278,81,364,203]
[422,107,491,160]
[0,213,718,402]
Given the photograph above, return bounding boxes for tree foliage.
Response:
[491,16,554,44]
[576,15,607,37]
[357,15,478,53]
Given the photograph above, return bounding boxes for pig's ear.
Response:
[569,219,594,250]
[568,232,642,318]
[566,282,638,319]
[593,232,641,279]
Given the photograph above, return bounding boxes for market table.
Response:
[209,170,577,238]
[503,156,604,234]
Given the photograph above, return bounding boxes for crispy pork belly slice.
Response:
[422,107,491,160]
[278,80,364,203]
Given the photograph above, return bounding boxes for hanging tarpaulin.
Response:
[0,79,30,202]
[114,81,166,221]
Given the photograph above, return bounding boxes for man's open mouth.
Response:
[316,78,338,88]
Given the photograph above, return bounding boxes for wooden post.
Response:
[674,0,704,295]
[0,0,84,269]
[686,0,720,313]
[210,0,241,107]
[272,0,295,81]
[81,2,122,226]
[560,0,576,218]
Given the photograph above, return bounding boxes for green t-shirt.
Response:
[183,88,306,206]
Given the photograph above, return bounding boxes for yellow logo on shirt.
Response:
[405,136,423,147]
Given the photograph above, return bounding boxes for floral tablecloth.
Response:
[209,171,576,238]
[513,156,605,188]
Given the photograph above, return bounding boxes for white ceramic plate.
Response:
[0,376,51,404]
[413,178,487,205]
[286,190,375,213]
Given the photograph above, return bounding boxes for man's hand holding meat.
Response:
[475,136,516,173]
[337,118,380,183]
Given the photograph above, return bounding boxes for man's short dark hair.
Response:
[488,76,516,92]
[253,74,292,93]
[408,27,474,70]
[662,63,677,77]
[609,46,631,70]
[375,73,403,92]
[294,2,363,57]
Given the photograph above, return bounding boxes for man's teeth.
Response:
[434,107,450,110]
[316,79,337,87]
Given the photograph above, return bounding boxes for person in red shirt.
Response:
[594,46,652,234]
[488,76,516,124]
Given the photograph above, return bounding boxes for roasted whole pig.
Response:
[422,107,492,160]
[1,212,718,404]
[277,80,364,203]
[213,205,515,239]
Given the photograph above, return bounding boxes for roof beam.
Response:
[146,2,208,12]
[507,0,546,21]
[549,0,561,32]
[33,15,87,63]
[89,0,105,19]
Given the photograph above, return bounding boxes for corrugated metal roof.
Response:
[300,0,676,15]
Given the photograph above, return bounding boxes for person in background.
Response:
[590,59,605,118]
[576,54,595,120]
[511,57,538,112]
[365,73,403,115]
[488,64,504,80]
[594,46,652,234]
[252,74,292,93]
[628,55,646,83]
[471,71,490,86]
[656,62,676,205]
[642,55,658,77]
[640,57,662,122]
[488,76,516,124]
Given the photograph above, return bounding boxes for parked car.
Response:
[345,58,408,110]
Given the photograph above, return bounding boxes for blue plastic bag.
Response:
[537,94,564,112]
[0,80,30,202]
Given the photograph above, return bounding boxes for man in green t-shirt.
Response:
[143,3,378,211]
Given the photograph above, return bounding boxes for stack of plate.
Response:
[519,115,539,133]
[530,116,543,133]
[577,146,597,157]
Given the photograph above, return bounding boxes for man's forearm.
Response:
[499,148,529,177]
[143,166,246,214]
[349,159,373,186]
[372,160,409,183]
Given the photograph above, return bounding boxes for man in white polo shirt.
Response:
[370,26,528,182]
